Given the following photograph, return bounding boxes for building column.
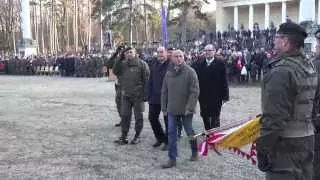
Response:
[282,1,287,23]
[299,0,315,22]
[234,6,239,31]
[215,1,225,32]
[21,0,32,39]
[249,5,254,31]
[265,3,270,29]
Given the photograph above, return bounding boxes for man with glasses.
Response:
[192,44,229,130]
[148,47,169,150]
[256,22,317,180]
[161,50,199,168]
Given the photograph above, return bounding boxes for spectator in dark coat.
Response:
[192,44,229,130]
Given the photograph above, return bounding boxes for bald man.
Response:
[161,50,199,168]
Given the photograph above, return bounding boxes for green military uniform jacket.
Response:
[113,58,150,100]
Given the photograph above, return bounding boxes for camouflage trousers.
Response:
[115,84,121,117]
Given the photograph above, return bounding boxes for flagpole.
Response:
[193,114,261,138]
[161,0,168,48]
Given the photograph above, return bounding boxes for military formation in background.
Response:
[0,54,106,77]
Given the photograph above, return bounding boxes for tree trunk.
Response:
[75,0,78,52]
[40,0,45,53]
[144,0,148,43]
[129,0,133,46]
[34,4,39,53]
[12,27,16,55]
[181,3,188,46]
[66,1,70,51]
[55,22,59,52]
[88,0,91,51]
[50,0,54,53]
[100,0,103,52]
[135,23,139,43]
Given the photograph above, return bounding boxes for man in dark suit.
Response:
[192,44,229,130]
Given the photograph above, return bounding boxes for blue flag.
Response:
[161,1,168,48]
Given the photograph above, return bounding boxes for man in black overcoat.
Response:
[192,44,229,130]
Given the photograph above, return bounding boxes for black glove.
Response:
[257,150,272,172]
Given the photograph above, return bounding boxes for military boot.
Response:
[114,133,128,145]
[130,134,141,145]
[114,122,121,127]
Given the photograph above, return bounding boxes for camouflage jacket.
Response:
[257,52,317,152]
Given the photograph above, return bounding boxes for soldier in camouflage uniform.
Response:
[113,47,150,145]
[312,29,320,180]
[256,22,318,180]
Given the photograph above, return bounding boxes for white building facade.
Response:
[216,0,320,31]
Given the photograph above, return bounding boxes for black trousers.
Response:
[148,104,168,144]
[200,102,222,130]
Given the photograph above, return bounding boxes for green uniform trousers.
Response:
[121,95,144,137]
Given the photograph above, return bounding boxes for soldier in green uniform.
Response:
[312,29,320,180]
[256,22,318,180]
[97,56,104,77]
[106,47,125,127]
[74,57,81,77]
[113,47,150,145]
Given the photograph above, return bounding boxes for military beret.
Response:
[315,29,320,39]
[277,22,308,39]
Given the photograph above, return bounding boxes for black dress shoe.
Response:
[114,137,128,145]
[152,141,162,148]
[189,154,198,161]
[161,160,176,169]
[114,122,121,127]
[130,137,141,145]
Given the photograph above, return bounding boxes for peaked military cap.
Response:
[277,22,308,39]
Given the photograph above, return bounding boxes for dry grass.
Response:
[0,76,264,180]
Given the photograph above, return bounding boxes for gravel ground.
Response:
[0,75,264,180]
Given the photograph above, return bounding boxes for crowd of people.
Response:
[106,21,320,180]
[1,20,320,180]
[0,46,275,86]
[107,44,229,169]
[0,22,282,85]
